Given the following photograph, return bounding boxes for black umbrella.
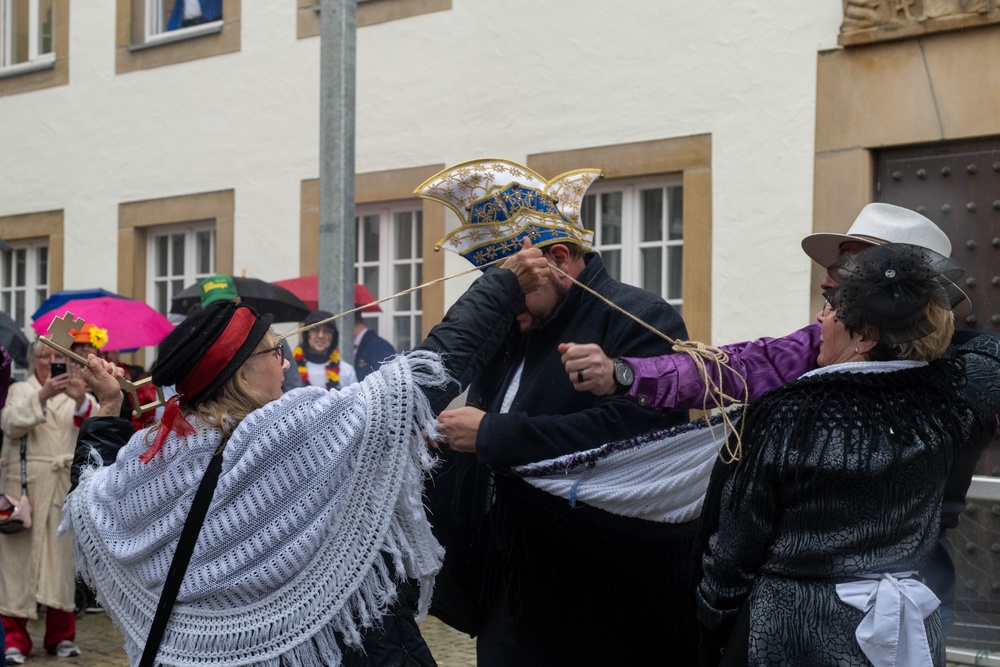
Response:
[0,312,30,367]
[169,277,311,323]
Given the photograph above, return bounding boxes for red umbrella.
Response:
[272,277,382,313]
[32,297,174,351]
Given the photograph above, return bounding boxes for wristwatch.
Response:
[612,358,635,393]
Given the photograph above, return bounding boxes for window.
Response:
[117,0,237,74]
[356,203,422,352]
[143,0,222,44]
[581,176,684,315]
[0,238,48,328]
[0,0,55,74]
[146,222,216,316]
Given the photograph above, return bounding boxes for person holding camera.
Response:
[0,339,94,664]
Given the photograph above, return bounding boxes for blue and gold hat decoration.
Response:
[415,158,602,268]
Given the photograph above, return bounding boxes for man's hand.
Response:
[81,355,125,417]
[559,342,617,396]
[501,237,549,294]
[436,406,486,453]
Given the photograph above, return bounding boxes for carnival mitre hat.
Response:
[415,158,602,268]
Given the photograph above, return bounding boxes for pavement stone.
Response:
[26,610,475,667]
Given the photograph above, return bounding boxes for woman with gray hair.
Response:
[697,243,1000,666]
[1,339,95,664]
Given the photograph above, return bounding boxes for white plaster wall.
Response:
[0,1,844,343]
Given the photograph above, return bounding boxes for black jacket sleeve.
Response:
[70,416,134,492]
[415,267,525,414]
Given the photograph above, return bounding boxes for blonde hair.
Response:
[148,332,277,445]
[875,302,954,362]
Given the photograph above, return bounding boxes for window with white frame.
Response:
[0,0,55,72]
[0,239,48,329]
[147,222,216,316]
[144,0,222,43]
[355,203,422,352]
[580,176,684,315]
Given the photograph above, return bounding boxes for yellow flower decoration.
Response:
[89,326,109,350]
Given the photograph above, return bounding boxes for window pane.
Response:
[11,0,29,64]
[414,263,422,310]
[394,316,412,354]
[641,188,664,242]
[196,230,213,274]
[15,249,26,286]
[156,281,168,314]
[171,278,184,298]
[600,192,622,244]
[171,234,185,276]
[363,214,380,262]
[153,235,167,277]
[1,250,11,288]
[668,187,684,241]
[602,249,621,280]
[641,247,662,295]
[415,211,423,257]
[36,288,46,308]
[36,246,48,285]
[580,194,597,232]
[667,246,683,300]
[39,0,54,54]
[414,315,421,346]
[394,265,410,310]
[1,293,9,315]
[362,267,379,303]
[395,212,412,260]
[14,291,24,327]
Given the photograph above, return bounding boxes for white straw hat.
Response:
[801,203,968,311]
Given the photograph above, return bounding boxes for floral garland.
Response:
[293,345,341,390]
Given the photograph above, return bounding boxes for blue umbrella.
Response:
[31,288,129,322]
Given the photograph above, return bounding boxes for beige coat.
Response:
[0,376,91,617]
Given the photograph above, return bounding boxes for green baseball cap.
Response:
[199,274,238,307]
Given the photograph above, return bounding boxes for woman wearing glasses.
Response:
[63,241,548,667]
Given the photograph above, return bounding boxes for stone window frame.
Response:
[115,0,240,74]
[0,0,69,97]
[300,163,445,337]
[527,135,713,344]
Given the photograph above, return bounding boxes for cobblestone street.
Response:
[26,611,475,666]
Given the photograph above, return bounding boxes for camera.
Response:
[50,362,67,377]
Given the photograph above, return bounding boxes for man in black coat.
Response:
[431,240,697,666]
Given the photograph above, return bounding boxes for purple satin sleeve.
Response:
[623,322,821,411]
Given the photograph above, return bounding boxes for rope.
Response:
[281,258,749,462]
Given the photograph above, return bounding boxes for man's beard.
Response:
[521,281,569,333]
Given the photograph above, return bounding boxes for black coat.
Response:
[429,253,700,666]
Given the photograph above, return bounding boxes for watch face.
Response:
[615,360,634,386]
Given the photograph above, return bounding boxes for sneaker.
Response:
[85,601,103,613]
[5,647,27,664]
[55,641,81,658]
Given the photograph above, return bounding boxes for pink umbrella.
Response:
[32,297,174,351]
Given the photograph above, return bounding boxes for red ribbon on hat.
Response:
[139,395,197,464]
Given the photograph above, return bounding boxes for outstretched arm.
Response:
[560,323,821,410]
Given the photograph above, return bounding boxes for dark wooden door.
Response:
[877,138,1000,650]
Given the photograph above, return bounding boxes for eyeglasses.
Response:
[253,344,284,363]
[820,301,835,317]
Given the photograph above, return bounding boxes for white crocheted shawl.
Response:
[63,353,448,667]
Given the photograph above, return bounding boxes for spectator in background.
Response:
[353,284,396,381]
[1,340,95,664]
[199,274,302,393]
[294,311,357,389]
[166,0,221,30]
